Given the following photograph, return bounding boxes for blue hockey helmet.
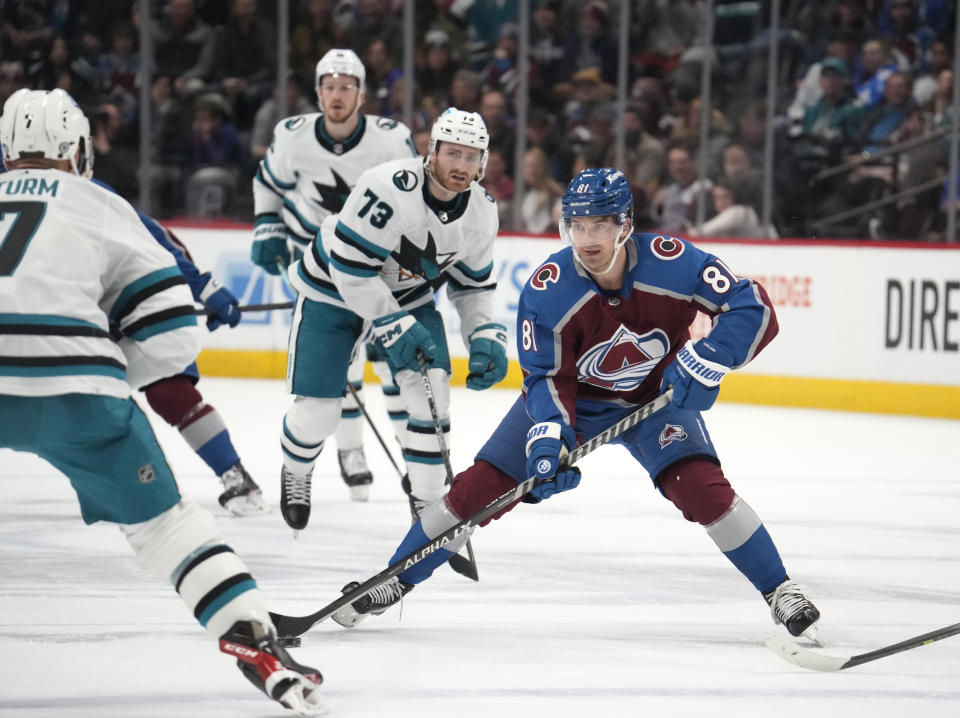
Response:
[560,167,633,224]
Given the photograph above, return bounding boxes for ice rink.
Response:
[2,377,959,718]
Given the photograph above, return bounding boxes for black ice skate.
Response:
[765,578,823,646]
[219,462,267,516]
[331,577,414,628]
[338,448,373,502]
[280,466,312,531]
[219,619,326,715]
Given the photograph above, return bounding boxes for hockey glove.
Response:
[525,422,581,501]
[198,273,241,331]
[466,322,509,390]
[660,338,734,411]
[251,215,290,275]
[372,310,439,374]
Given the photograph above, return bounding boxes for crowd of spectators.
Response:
[1,0,957,240]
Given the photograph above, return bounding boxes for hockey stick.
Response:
[766,621,960,672]
[415,350,479,582]
[268,387,674,638]
[347,383,405,479]
[194,300,293,316]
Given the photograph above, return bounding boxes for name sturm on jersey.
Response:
[577,326,670,391]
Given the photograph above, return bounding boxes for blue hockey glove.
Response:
[198,273,241,331]
[525,422,581,501]
[372,310,439,374]
[660,338,734,411]
[466,322,508,390]
[251,215,290,275]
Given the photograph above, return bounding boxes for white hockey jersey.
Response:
[253,112,417,256]
[0,170,200,399]
[292,156,500,347]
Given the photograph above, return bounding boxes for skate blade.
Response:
[797,623,825,648]
[223,494,271,517]
[348,485,370,502]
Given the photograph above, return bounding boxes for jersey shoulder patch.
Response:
[648,234,686,261]
[374,115,399,130]
[392,168,419,192]
[283,115,308,131]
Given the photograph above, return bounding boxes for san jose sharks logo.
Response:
[577,326,669,391]
[312,169,351,213]
[391,231,457,286]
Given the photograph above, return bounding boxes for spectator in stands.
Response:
[92,101,139,201]
[453,0,519,71]
[290,0,338,88]
[479,89,515,169]
[687,178,778,239]
[96,21,140,128]
[887,0,936,75]
[347,0,402,67]
[154,0,217,99]
[913,37,951,108]
[0,61,28,106]
[529,0,566,112]
[412,128,431,156]
[1,0,67,75]
[787,30,859,120]
[519,147,564,233]
[670,95,732,177]
[623,103,665,199]
[417,0,469,68]
[481,148,515,231]
[855,37,900,108]
[483,22,520,97]
[730,101,770,169]
[213,0,276,130]
[800,58,861,148]
[652,141,712,233]
[930,68,954,127]
[417,28,457,110]
[854,70,918,155]
[448,69,483,114]
[363,37,402,118]
[250,76,313,162]
[187,93,245,174]
[560,66,615,128]
[561,1,617,84]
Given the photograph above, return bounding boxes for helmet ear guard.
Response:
[428,107,490,181]
[0,88,93,177]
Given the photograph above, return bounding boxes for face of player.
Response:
[568,215,628,278]
[431,142,483,194]
[317,74,361,123]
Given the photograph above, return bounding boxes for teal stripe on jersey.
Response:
[110,267,184,322]
[453,260,494,281]
[330,254,380,278]
[296,262,343,300]
[0,314,103,330]
[262,156,296,190]
[335,220,391,260]
[0,363,126,379]
[196,578,257,627]
[282,198,321,235]
[125,314,197,341]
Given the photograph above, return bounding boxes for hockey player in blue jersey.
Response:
[329,167,823,645]
[92,179,266,516]
[0,89,324,715]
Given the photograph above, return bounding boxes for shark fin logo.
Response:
[312,169,351,213]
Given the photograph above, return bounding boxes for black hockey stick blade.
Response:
[766,621,960,672]
[268,388,673,638]
[194,300,293,316]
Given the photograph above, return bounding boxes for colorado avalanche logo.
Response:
[577,326,669,391]
[530,262,560,290]
[651,235,684,260]
[658,424,688,449]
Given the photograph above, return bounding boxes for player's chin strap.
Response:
[268,387,674,638]
[570,221,632,277]
[422,153,477,197]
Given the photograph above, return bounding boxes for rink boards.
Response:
[169,223,960,419]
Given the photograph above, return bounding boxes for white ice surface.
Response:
[2,378,959,718]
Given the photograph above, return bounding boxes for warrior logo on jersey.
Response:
[577,326,669,391]
[284,116,306,130]
[392,169,419,192]
[312,170,351,213]
[392,231,457,284]
[658,424,688,448]
[651,235,684,260]
[530,262,560,291]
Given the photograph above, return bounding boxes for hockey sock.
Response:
[333,379,364,451]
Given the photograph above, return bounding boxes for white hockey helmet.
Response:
[315,48,365,90]
[0,88,93,177]
[428,107,490,181]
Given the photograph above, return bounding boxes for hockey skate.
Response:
[280,466,313,531]
[218,463,268,516]
[338,448,373,502]
[764,578,823,646]
[219,619,327,715]
[331,577,413,628]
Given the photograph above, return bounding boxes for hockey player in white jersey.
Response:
[252,48,417,501]
[278,107,508,531]
[0,89,325,715]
